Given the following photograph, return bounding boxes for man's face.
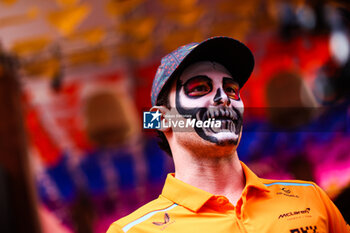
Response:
[169,61,244,146]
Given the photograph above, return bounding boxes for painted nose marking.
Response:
[213,88,222,103]
[213,88,230,105]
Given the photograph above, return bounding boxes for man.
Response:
[107,37,349,232]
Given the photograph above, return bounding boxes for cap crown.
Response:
[150,36,255,106]
[151,43,198,106]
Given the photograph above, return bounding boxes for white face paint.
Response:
[173,61,244,146]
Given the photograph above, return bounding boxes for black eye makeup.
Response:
[223,78,240,100]
[184,75,213,97]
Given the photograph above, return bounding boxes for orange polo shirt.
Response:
[107,162,349,233]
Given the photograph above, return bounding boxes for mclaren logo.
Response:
[278,208,311,219]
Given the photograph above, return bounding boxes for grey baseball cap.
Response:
[151,36,255,106]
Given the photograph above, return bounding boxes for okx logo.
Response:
[290,225,318,233]
[143,110,161,129]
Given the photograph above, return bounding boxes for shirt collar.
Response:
[161,173,214,212]
[161,161,269,212]
[240,161,270,193]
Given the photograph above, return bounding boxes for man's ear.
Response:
[150,106,171,132]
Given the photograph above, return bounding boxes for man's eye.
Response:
[224,83,240,100]
[184,77,212,97]
[187,84,211,96]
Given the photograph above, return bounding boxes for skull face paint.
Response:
[175,61,244,146]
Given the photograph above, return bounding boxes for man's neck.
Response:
[172,147,245,206]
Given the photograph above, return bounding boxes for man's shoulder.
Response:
[259,177,320,194]
[107,195,175,233]
[260,178,317,187]
[257,178,327,205]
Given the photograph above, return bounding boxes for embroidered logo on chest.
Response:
[152,213,176,231]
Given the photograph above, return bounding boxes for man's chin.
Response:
[209,132,239,146]
[198,127,240,146]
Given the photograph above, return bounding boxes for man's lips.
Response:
[193,107,242,134]
[210,119,236,133]
[200,107,239,123]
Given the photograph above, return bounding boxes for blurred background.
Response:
[0,0,349,232]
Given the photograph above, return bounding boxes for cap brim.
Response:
[173,37,254,88]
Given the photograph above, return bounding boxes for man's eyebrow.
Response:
[187,75,211,80]
[183,75,212,85]
[223,77,239,84]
